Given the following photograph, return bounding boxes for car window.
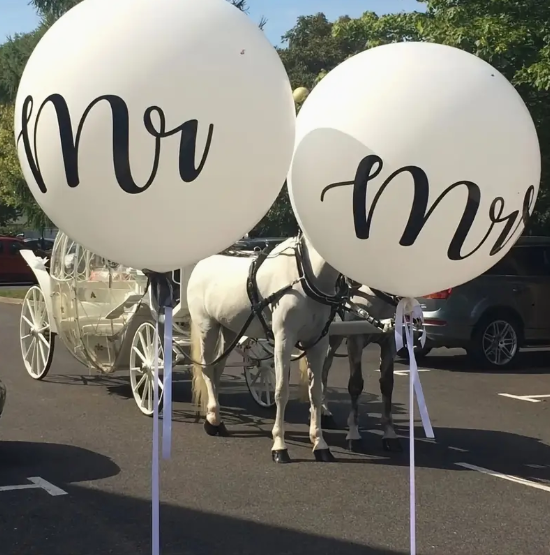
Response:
[484,251,521,276]
[486,245,550,277]
[513,246,550,276]
[9,241,23,255]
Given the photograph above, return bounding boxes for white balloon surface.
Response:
[288,42,541,298]
[15,0,295,272]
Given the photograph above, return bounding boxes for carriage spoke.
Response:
[132,371,148,393]
[132,345,147,364]
[147,379,153,412]
[31,288,37,316]
[23,337,36,361]
[141,378,150,409]
[22,315,34,328]
[37,332,50,349]
[38,340,47,367]
[24,299,35,321]
[146,326,153,356]
[30,340,37,375]
[138,330,147,354]
[249,368,261,387]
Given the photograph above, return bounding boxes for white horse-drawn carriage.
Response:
[18,231,282,415]
[19,230,403,462]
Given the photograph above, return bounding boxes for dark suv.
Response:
[412,236,550,369]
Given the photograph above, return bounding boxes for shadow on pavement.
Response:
[409,350,550,374]
[308,425,550,482]
[1,482,409,555]
[0,440,121,484]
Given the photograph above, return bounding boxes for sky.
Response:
[0,0,424,45]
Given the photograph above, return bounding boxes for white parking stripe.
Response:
[456,463,550,493]
[498,393,550,403]
[376,368,430,376]
[0,477,67,496]
[28,477,68,496]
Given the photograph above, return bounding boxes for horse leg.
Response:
[320,334,343,430]
[271,333,295,464]
[346,335,365,453]
[193,321,226,437]
[204,327,238,437]
[307,338,336,462]
[379,333,401,452]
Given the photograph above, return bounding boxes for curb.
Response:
[0,297,24,305]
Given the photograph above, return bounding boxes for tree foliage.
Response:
[1,0,549,237]
[275,1,550,235]
[413,0,550,233]
[0,0,257,234]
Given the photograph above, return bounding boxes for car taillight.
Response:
[425,289,452,300]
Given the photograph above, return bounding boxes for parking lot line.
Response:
[0,477,67,497]
[498,393,550,403]
[376,368,430,376]
[456,463,550,493]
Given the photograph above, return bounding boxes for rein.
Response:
[247,231,350,354]
[177,233,392,368]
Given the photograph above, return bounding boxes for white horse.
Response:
[319,286,401,453]
[187,234,345,464]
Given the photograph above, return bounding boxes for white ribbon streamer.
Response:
[162,307,173,459]
[152,322,160,555]
[395,298,434,439]
[395,297,435,555]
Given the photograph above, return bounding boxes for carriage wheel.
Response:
[129,322,164,416]
[242,339,276,409]
[20,286,55,380]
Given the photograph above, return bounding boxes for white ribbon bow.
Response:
[395,298,433,439]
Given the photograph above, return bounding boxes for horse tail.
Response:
[298,355,310,403]
[190,320,208,416]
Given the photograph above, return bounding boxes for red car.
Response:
[0,236,37,283]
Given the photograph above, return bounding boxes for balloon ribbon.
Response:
[152,306,173,555]
[395,298,434,555]
[153,322,160,555]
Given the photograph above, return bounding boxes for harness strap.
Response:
[369,287,401,307]
[295,236,349,307]
[246,244,277,341]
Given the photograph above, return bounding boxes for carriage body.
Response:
[18,231,279,413]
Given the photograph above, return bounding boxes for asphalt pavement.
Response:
[1,301,550,555]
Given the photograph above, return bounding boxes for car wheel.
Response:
[397,345,432,361]
[468,313,521,369]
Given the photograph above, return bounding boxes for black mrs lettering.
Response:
[320,154,536,260]
[17,94,214,194]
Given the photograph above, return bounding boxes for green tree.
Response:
[413,0,550,233]
[0,103,52,230]
[0,0,261,235]
[267,11,420,237]
[29,0,265,23]
[309,3,550,234]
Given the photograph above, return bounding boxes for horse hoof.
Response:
[272,449,291,464]
[347,439,364,453]
[314,449,336,462]
[204,420,229,437]
[321,415,339,430]
[382,438,403,452]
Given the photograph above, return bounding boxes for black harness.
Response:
[246,232,350,353]
[149,233,396,368]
